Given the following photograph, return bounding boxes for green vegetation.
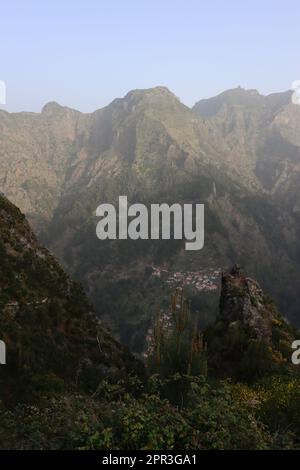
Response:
[1,194,300,450]
[0,195,141,406]
[1,279,300,450]
[1,371,300,450]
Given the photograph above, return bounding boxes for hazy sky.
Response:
[1,0,299,112]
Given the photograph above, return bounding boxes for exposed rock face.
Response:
[220,265,273,343]
[193,88,300,219]
[0,195,142,405]
[206,265,297,381]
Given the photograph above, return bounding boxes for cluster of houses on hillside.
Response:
[151,266,221,292]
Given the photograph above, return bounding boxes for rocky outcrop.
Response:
[206,265,297,381]
[220,265,273,343]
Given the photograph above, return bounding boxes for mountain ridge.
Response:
[1,85,300,349]
[0,194,142,404]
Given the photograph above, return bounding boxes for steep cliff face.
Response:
[0,195,142,404]
[206,266,297,381]
[219,265,274,342]
[194,87,300,210]
[0,104,89,231]
[0,87,225,230]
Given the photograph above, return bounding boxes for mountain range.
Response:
[1,86,300,350]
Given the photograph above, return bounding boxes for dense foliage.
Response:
[1,282,300,450]
[1,195,300,450]
[1,372,300,450]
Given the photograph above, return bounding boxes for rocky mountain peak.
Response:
[41,101,67,114]
[193,87,263,117]
[113,86,183,113]
[193,87,293,119]
[124,85,177,100]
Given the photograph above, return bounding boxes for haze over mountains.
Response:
[1,86,300,349]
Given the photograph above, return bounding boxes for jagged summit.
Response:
[193,87,292,117]
[41,101,66,113]
[41,101,83,115]
[193,87,264,117]
[124,85,176,99]
[107,86,183,114]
